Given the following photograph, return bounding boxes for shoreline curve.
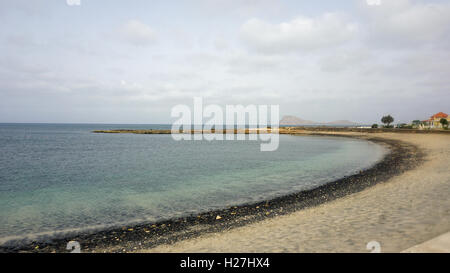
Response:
[0,133,424,253]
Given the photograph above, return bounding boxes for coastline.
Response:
[0,131,426,253]
[146,132,450,253]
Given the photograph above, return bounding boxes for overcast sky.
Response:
[0,0,449,124]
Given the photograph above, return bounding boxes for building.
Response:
[421,112,449,129]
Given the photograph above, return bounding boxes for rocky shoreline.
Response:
[0,134,424,253]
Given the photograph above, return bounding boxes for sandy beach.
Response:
[3,130,448,253]
[143,131,450,253]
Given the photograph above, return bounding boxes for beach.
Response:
[142,131,450,253]
[2,129,449,253]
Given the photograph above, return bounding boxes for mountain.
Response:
[280,115,359,126]
[279,115,316,125]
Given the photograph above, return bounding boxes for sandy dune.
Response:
[144,132,450,253]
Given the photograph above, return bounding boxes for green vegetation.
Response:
[371,124,378,129]
[411,120,421,129]
[440,118,449,129]
[397,123,413,129]
[381,115,394,128]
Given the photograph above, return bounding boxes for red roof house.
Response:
[426,112,449,128]
[431,112,448,119]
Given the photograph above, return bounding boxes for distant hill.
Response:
[279,115,316,125]
[280,115,359,126]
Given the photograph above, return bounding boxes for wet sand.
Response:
[144,132,450,253]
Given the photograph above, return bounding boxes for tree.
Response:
[372,124,378,129]
[412,120,421,129]
[381,115,394,128]
[440,118,449,129]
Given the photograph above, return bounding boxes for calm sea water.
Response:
[0,123,386,245]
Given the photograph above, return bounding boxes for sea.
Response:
[0,123,387,245]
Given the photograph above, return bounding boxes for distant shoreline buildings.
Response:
[417,112,449,129]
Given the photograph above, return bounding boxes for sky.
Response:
[0,0,449,124]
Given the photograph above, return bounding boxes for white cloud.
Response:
[118,20,156,46]
[240,13,358,53]
[319,49,372,72]
[213,37,229,51]
[1,1,449,123]
[363,0,450,46]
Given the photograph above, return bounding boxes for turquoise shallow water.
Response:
[0,124,387,244]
